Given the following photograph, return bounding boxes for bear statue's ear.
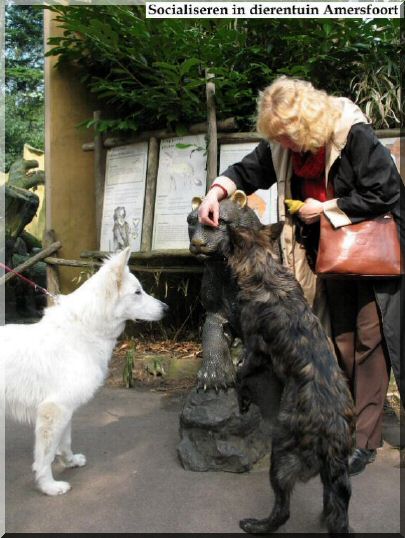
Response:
[191,196,203,211]
[231,190,248,209]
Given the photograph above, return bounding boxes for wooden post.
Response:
[205,70,218,190]
[94,111,106,245]
[141,137,159,252]
[43,230,61,303]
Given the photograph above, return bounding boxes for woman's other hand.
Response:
[298,198,324,224]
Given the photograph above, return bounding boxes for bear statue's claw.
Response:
[196,364,235,392]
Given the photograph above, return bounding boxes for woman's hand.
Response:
[298,198,324,224]
[198,188,221,227]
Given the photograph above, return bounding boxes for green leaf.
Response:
[152,61,179,73]
[180,58,201,76]
[175,143,194,149]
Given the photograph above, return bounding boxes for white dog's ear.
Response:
[120,246,131,265]
[107,247,131,289]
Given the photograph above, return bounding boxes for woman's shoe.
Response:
[349,448,377,476]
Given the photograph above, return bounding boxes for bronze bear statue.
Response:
[187,190,262,391]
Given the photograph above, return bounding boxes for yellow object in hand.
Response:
[285,199,305,214]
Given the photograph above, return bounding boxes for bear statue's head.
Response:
[187,190,262,260]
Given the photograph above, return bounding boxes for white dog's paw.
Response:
[64,453,87,468]
[39,480,71,496]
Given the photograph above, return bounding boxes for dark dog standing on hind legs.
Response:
[227,223,355,535]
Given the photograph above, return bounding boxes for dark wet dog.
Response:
[228,223,354,535]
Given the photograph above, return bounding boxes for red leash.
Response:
[0,261,58,301]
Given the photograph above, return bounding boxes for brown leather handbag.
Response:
[315,213,403,277]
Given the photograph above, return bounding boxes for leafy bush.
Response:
[45,8,401,134]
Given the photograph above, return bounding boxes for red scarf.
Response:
[291,147,333,202]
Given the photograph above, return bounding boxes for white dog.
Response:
[2,247,168,496]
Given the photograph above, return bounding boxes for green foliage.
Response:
[45,8,401,134]
[351,67,401,129]
[5,94,45,170]
[123,349,134,388]
[5,5,44,172]
[349,22,402,128]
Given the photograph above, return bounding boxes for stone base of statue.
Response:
[177,387,272,473]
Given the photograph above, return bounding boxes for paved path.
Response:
[5,387,402,534]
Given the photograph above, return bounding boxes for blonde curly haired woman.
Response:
[198,76,403,477]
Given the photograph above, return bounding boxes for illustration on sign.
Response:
[100,142,148,253]
[152,134,207,250]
